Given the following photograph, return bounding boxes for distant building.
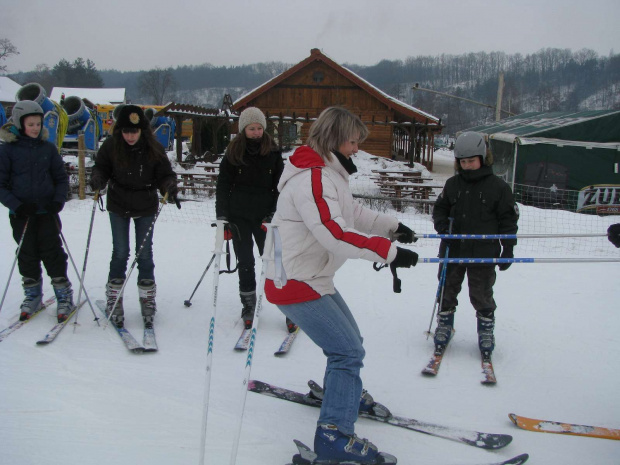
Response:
[233,48,442,167]
[0,76,23,116]
[50,87,126,105]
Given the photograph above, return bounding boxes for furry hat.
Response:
[238,107,267,133]
[115,105,149,131]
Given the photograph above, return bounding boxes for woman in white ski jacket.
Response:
[265,107,418,464]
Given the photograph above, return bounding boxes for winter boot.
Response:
[314,424,397,464]
[51,277,74,323]
[240,290,256,329]
[477,311,495,355]
[434,309,455,351]
[19,278,43,321]
[138,279,157,329]
[286,317,298,333]
[105,279,125,328]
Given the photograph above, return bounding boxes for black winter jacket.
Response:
[433,165,519,259]
[215,148,284,222]
[0,125,68,214]
[92,137,176,218]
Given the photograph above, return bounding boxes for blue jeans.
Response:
[277,290,365,435]
[108,212,155,283]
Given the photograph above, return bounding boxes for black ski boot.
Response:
[240,290,256,329]
[286,317,298,333]
[434,309,455,353]
[19,278,43,321]
[477,311,495,356]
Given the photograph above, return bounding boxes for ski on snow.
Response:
[286,440,528,465]
[421,328,454,376]
[143,326,158,352]
[95,300,145,353]
[234,326,299,355]
[275,326,300,356]
[35,300,88,345]
[481,352,497,385]
[248,379,513,450]
[509,413,620,440]
[0,296,56,343]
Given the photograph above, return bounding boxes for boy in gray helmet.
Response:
[0,100,74,322]
[432,131,519,358]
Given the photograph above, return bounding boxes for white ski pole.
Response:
[229,223,274,465]
[198,219,227,465]
[0,218,29,315]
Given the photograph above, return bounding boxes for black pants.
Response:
[231,218,266,293]
[439,264,497,313]
[9,213,68,281]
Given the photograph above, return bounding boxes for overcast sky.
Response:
[2,0,619,73]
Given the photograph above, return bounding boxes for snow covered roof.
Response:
[50,87,126,105]
[0,77,22,103]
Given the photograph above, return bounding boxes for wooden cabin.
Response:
[233,48,443,168]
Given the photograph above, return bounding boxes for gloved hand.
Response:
[89,174,106,191]
[161,177,178,200]
[394,222,417,244]
[261,212,275,232]
[15,202,38,218]
[390,247,419,271]
[45,201,64,214]
[498,245,514,271]
[435,220,455,245]
[608,223,620,248]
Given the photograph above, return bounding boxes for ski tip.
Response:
[508,413,518,425]
[511,453,530,464]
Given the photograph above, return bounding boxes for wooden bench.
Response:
[178,172,219,196]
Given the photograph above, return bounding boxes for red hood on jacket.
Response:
[288,146,325,169]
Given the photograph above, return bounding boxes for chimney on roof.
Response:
[311,48,320,55]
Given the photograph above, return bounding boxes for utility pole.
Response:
[495,72,505,122]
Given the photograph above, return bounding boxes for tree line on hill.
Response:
[6,46,619,135]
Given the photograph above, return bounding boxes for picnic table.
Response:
[371,169,442,212]
[178,171,219,196]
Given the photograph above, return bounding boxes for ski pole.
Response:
[421,257,620,264]
[425,217,453,339]
[184,250,216,307]
[54,217,98,321]
[229,223,274,465]
[0,218,29,316]
[198,219,227,465]
[105,193,168,328]
[73,191,102,330]
[415,233,608,240]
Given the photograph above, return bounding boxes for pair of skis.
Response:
[421,335,496,384]
[247,380,530,465]
[95,300,158,353]
[235,325,300,356]
[0,296,57,343]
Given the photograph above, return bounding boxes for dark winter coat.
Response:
[0,124,68,214]
[92,137,176,218]
[215,147,284,222]
[433,165,519,259]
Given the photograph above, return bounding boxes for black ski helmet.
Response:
[454,131,487,163]
[11,100,44,131]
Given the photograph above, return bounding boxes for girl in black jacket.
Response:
[215,107,293,331]
[90,105,177,328]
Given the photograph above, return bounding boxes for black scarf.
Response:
[333,150,358,175]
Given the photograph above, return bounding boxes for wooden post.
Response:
[495,72,505,122]
[78,132,86,200]
[175,116,183,163]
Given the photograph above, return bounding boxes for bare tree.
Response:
[137,67,177,104]
[0,38,19,73]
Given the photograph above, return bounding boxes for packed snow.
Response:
[0,149,618,465]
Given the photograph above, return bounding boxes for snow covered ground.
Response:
[0,150,619,465]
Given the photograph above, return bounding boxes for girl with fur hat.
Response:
[0,100,75,323]
[89,104,178,329]
[215,107,292,331]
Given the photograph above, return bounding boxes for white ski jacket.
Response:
[265,146,400,305]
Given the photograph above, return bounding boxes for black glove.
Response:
[262,212,275,223]
[390,247,419,270]
[162,178,178,199]
[394,222,417,244]
[15,202,38,218]
[498,245,514,271]
[89,174,106,191]
[45,201,64,214]
[608,223,620,248]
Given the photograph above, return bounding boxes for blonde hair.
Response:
[306,107,369,160]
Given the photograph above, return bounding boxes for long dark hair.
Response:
[110,124,166,167]
[225,131,276,166]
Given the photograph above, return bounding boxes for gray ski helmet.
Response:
[12,100,44,131]
[454,131,487,162]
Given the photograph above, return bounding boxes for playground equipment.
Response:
[15,83,67,147]
[61,95,102,151]
[145,107,176,150]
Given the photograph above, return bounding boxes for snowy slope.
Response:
[0,151,619,465]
